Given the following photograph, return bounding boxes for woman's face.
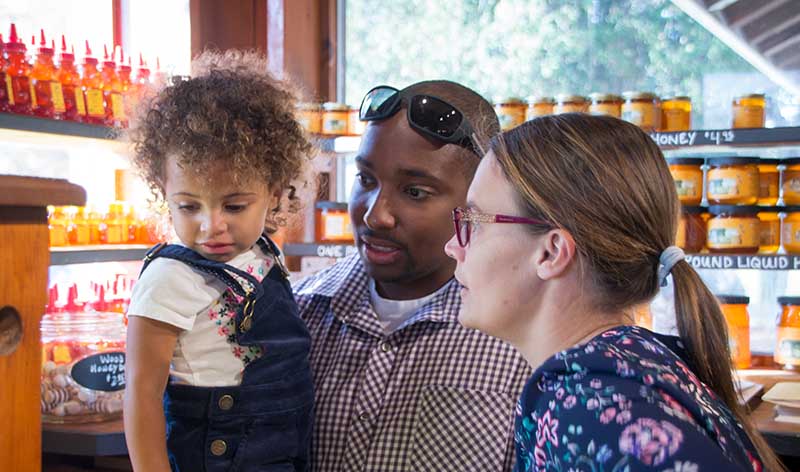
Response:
[444,152,542,343]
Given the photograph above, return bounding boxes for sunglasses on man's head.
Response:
[359,85,484,157]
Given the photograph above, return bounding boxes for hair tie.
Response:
[658,246,685,287]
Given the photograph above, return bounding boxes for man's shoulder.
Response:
[293,253,365,300]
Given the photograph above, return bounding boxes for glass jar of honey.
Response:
[783,206,800,254]
[622,91,660,131]
[554,94,588,114]
[315,201,353,242]
[757,207,782,254]
[588,93,622,118]
[41,311,126,423]
[707,205,760,254]
[347,106,365,136]
[495,97,526,131]
[782,158,800,205]
[717,295,751,369]
[775,297,800,370]
[661,96,692,131]
[666,157,704,205]
[757,161,779,206]
[732,93,765,129]
[707,157,760,205]
[321,102,349,135]
[525,96,554,120]
[297,103,321,134]
[676,206,706,253]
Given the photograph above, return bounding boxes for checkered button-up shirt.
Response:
[294,254,531,471]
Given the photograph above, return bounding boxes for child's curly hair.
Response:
[128,49,313,232]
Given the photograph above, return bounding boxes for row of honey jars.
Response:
[297,102,365,136]
[677,205,800,254]
[48,203,162,247]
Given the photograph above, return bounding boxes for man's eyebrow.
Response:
[354,155,372,168]
[397,167,441,180]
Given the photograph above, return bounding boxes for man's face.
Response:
[349,111,474,299]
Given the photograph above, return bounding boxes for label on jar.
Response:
[760,220,780,247]
[622,102,657,129]
[111,92,125,120]
[323,214,349,239]
[85,88,105,117]
[707,167,758,200]
[29,81,37,108]
[783,220,800,248]
[71,351,126,391]
[74,87,86,115]
[50,81,66,112]
[674,179,699,199]
[785,177,800,202]
[775,327,800,366]
[733,106,764,128]
[708,218,759,249]
[4,74,13,105]
[322,117,347,135]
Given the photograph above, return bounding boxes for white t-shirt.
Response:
[368,279,450,334]
[127,243,275,387]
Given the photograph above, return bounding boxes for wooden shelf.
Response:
[685,254,800,271]
[0,113,116,141]
[42,418,127,457]
[283,242,356,258]
[650,126,800,148]
[50,246,150,266]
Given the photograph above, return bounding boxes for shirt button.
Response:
[218,394,234,411]
[209,439,227,456]
[358,412,369,421]
[380,342,392,353]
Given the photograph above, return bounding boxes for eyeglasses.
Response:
[359,85,484,157]
[452,207,551,247]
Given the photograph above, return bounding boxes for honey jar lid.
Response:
[297,102,321,111]
[495,97,525,105]
[663,95,691,102]
[781,157,800,165]
[322,102,349,111]
[666,157,703,165]
[622,91,659,101]
[716,295,749,305]
[526,95,555,104]
[588,93,622,102]
[707,156,760,166]
[734,93,765,100]
[315,201,348,210]
[681,205,707,214]
[778,296,800,306]
[708,205,760,216]
[555,94,588,104]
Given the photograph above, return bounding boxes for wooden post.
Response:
[0,176,85,472]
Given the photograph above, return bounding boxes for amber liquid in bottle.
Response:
[82,41,105,125]
[57,37,86,122]
[30,31,65,119]
[5,24,33,115]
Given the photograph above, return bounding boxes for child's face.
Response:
[163,155,280,262]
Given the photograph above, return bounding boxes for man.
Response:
[294,80,529,471]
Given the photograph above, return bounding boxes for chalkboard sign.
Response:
[71,351,126,391]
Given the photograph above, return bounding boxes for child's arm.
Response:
[124,316,180,472]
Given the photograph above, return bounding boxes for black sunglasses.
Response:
[358,85,484,157]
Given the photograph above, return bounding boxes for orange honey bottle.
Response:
[5,24,33,115]
[131,53,152,107]
[67,206,90,245]
[124,204,140,243]
[48,205,69,247]
[30,30,65,119]
[81,41,105,125]
[0,34,9,112]
[100,202,124,244]
[85,205,103,244]
[57,37,86,122]
[100,44,124,127]
[117,48,132,127]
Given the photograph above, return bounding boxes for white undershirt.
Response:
[368,279,450,334]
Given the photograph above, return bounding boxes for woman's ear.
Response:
[535,229,576,280]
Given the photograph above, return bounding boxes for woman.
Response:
[444,114,783,471]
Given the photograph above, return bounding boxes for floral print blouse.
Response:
[515,325,763,471]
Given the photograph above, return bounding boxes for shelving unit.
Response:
[50,245,150,266]
[686,254,800,271]
[283,242,356,259]
[0,113,116,141]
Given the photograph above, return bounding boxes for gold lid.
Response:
[495,97,525,105]
[663,95,691,102]
[526,95,555,105]
[734,93,766,100]
[297,102,321,111]
[622,91,659,100]
[555,94,588,104]
[322,102,349,111]
[589,93,622,102]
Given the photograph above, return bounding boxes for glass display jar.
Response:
[707,205,760,254]
[775,297,800,370]
[660,96,692,131]
[666,157,704,205]
[314,201,353,242]
[717,295,751,370]
[494,97,526,131]
[757,208,782,254]
[782,158,800,205]
[621,91,660,131]
[732,93,765,129]
[40,311,126,423]
[783,206,800,254]
[707,157,760,205]
[554,94,588,114]
[297,102,322,134]
[588,93,622,118]
[757,161,779,206]
[525,96,554,120]
[676,206,706,253]
[321,102,349,135]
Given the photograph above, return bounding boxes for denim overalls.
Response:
[140,237,314,472]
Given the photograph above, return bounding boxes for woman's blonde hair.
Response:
[491,113,784,471]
